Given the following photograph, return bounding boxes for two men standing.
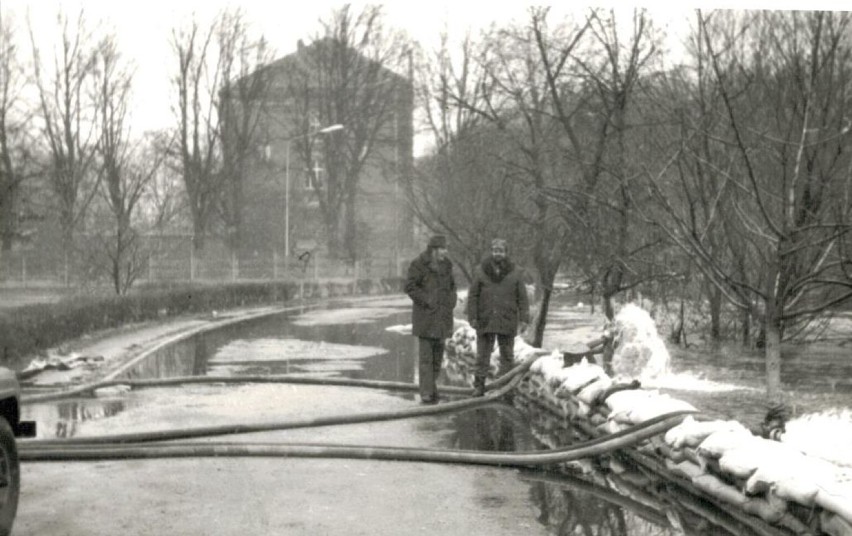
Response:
[405,235,530,402]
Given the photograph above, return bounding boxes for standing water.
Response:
[21,296,795,535]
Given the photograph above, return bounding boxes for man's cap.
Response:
[491,238,508,249]
[428,235,447,249]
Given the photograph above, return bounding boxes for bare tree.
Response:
[216,9,274,252]
[409,32,518,281]
[29,9,99,261]
[644,10,852,399]
[91,36,163,294]
[283,4,411,260]
[0,10,36,253]
[170,15,220,251]
[533,8,667,320]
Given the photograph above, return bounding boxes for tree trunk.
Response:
[764,311,782,402]
[709,285,722,340]
[531,285,552,348]
[343,192,357,262]
[741,309,751,346]
[192,219,206,251]
[603,292,615,321]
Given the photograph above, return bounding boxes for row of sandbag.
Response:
[445,326,852,536]
[529,354,852,536]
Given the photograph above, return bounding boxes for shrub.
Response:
[0,277,403,367]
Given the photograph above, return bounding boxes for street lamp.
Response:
[284,124,344,259]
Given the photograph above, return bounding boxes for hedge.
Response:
[0,278,404,368]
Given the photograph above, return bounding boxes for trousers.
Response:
[418,337,445,401]
[474,332,514,386]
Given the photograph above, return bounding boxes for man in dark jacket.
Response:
[405,235,457,404]
[466,238,530,396]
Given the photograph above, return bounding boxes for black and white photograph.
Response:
[0,0,851,534]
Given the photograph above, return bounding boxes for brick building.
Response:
[228,39,415,267]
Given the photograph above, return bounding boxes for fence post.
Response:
[313,252,319,281]
[273,248,278,280]
[189,243,195,281]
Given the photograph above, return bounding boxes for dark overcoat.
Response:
[405,251,457,339]
[466,258,530,336]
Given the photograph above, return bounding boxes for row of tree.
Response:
[3,5,851,397]
[0,5,409,293]
[410,8,852,399]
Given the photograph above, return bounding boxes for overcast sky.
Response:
[3,0,850,143]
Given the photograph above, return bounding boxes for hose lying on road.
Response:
[22,347,554,405]
[20,352,543,447]
[19,411,695,466]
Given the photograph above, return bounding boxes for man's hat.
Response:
[491,238,507,249]
[428,235,447,249]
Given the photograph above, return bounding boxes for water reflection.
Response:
[441,405,534,453]
[23,398,129,439]
[117,335,209,380]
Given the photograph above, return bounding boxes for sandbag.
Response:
[697,429,757,460]
[605,389,658,414]
[821,511,852,536]
[691,473,748,507]
[816,481,852,527]
[626,395,696,424]
[664,417,750,449]
[576,376,614,405]
[555,361,606,393]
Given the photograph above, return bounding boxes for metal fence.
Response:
[0,245,409,288]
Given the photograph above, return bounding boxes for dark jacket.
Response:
[467,257,530,335]
[405,251,457,339]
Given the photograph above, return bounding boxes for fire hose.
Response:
[19,350,697,468]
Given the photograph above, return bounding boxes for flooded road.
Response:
[18,295,834,535]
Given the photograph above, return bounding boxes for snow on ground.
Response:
[210,338,387,363]
[783,408,852,467]
[643,372,760,393]
[291,306,405,326]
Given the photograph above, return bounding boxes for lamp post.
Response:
[284,124,344,260]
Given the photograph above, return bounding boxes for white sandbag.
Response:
[816,481,852,526]
[626,395,697,424]
[745,453,837,504]
[691,474,748,507]
[530,352,562,376]
[718,447,762,479]
[665,458,704,480]
[664,418,750,449]
[558,361,607,392]
[576,376,614,405]
[741,494,787,524]
[821,511,852,536]
[605,389,658,414]
[697,429,757,459]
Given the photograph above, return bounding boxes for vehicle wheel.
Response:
[0,418,19,536]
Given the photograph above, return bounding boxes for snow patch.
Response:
[783,408,852,468]
[291,307,404,326]
[212,338,387,363]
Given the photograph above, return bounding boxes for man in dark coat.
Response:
[404,234,457,404]
[466,238,530,396]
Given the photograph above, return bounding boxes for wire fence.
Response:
[0,243,409,289]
